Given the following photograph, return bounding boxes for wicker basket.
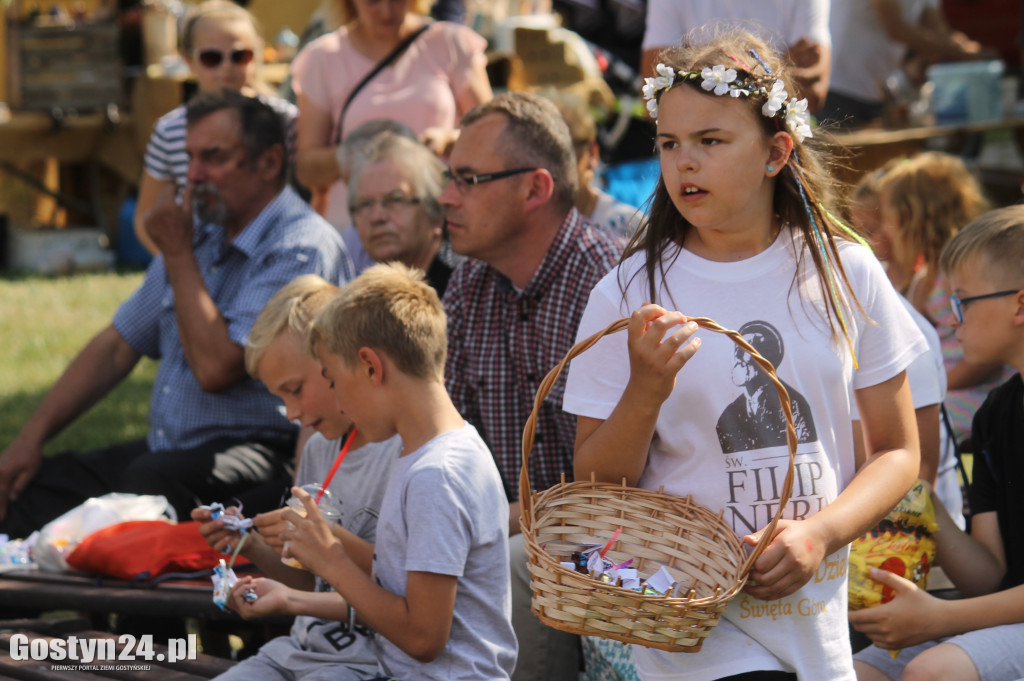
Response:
[519,316,797,652]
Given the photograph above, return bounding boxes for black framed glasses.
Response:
[195,48,255,69]
[442,167,538,191]
[349,192,421,220]
[950,289,1019,324]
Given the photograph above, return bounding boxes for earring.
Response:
[766,165,775,173]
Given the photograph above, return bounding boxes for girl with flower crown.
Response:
[563,30,927,681]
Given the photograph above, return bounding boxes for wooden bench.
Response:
[0,569,240,622]
[0,617,235,681]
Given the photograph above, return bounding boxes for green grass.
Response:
[0,270,158,455]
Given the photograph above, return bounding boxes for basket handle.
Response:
[519,315,797,576]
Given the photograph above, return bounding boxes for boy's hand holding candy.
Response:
[192,504,245,555]
[228,576,289,620]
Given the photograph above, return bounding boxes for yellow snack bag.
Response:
[848,480,938,611]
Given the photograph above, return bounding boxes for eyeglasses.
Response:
[350,192,421,220]
[442,167,538,191]
[195,48,255,69]
[950,289,1019,324]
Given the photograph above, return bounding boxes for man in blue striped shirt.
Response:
[0,91,352,538]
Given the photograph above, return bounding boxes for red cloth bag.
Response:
[66,520,249,580]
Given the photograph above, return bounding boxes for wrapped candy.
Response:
[211,559,238,610]
[199,502,254,533]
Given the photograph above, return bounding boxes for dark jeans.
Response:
[719,673,797,680]
[0,435,295,539]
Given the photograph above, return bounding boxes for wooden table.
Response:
[826,116,1024,189]
[0,568,291,661]
[0,110,142,235]
[0,568,237,622]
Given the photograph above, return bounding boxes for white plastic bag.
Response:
[34,493,175,572]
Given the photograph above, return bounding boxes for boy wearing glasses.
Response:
[851,205,1024,681]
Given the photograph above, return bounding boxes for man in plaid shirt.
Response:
[0,92,352,538]
[441,92,623,681]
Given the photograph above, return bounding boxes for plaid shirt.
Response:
[113,186,353,452]
[443,209,622,499]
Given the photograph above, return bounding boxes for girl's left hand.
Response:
[280,486,345,575]
[742,519,826,600]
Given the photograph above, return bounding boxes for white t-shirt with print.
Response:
[563,233,927,680]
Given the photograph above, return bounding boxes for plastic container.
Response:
[927,59,1005,125]
[281,483,342,570]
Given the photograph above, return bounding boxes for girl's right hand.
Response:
[626,304,701,407]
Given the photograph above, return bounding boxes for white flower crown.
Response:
[642,62,813,143]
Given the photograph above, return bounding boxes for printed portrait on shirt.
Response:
[716,320,817,453]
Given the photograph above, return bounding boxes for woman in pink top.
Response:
[290,0,492,271]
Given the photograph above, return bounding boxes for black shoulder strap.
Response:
[941,402,970,487]
[334,23,432,145]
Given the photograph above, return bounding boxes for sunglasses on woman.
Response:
[195,48,255,69]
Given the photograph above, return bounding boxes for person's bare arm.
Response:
[872,0,983,61]
[193,506,315,589]
[422,60,494,158]
[283,491,457,662]
[0,325,140,520]
[144,186,246,393]
[850,494,1015,649]
[816,373,920,552]
[947,358,1005,391]
[134,172,170,256]
[743,373,920,600]
[456,58,493,118]
[641,47,662,83]
[935,507,1006,596]
[786,38,830,113]
[574,306,701,486]
[508,500,521,536]
[228,576,349,620]
[294,93,343,190]
[853,402,940,485]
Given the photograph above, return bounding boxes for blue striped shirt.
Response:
[113,186,353,451]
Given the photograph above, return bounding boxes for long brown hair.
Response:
[879,151,992,276]
[624,29,860,343]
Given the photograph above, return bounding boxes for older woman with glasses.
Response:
[290,0,491,272]
[348,132,458,295]
[134,0,297,256]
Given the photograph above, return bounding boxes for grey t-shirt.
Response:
[372,424,517,680]
[280,434,400,669]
